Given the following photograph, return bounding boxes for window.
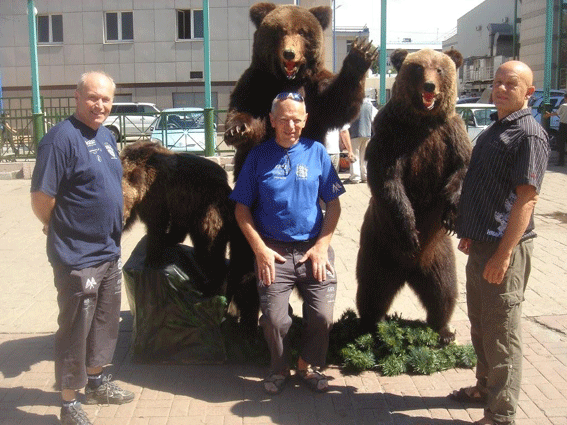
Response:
[177,9,204,40]
[105,11,133,42]
[37,14,63,43]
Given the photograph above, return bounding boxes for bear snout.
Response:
[423,82,436,93]
[283,49,295,61]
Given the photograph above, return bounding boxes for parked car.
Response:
[456,96,480,104]
[528,89,566,107]
[103,102,160,141]
[456,103,497,145]
[530,95,565,135]
[150,107,211,153]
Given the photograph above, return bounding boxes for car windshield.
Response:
[473,109,495,126]
[156,112,205,130]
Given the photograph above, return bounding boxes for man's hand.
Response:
[483,251,510,285]
[482,185,538,285]
[458,238,471,255]
[299,243,334,282]
[255,246,286,287]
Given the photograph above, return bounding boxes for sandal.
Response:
[262,372,288,395]
[448,386,486,403]
[297,367,329,393]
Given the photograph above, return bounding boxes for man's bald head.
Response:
[492,60,535,120]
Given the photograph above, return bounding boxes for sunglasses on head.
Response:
[274,92,304,102]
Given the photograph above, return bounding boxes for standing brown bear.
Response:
[224,2,377,179]
[356,49,471,345]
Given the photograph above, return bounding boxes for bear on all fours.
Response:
[356,48,472,345]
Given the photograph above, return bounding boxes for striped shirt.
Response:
[456,108,550,242]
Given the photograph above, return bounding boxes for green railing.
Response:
[1,96,232,162]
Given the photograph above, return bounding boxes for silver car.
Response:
[150,108,210,153]
[103,102,160,141]
[456,103,497,145]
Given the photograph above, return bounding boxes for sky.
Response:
[334,0,486,44]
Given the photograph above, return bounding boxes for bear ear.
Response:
[308,6,332,31]
[390,49,408,72]
[444,48,463,69]
[250,2,277,28]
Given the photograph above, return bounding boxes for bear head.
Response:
[390,48,463,119]
[249,2,331,80]
[120,141,172,227]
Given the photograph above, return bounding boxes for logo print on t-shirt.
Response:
[104,143,117,159]
[296,164,308,179]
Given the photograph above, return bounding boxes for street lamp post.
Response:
[27,0,44,146]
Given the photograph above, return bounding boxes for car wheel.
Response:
[106,126,120,141]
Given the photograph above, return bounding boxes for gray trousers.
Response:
[258,239,337,373]
[466,239,533,424]
[52,258,122,390]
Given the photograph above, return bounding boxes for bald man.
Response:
[449,61,550,424]
[31,71,133,425]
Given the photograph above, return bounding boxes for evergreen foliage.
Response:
[220,308,476,376]
[327,309,477,376]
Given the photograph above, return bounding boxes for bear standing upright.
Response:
[224,2,377,179]
[356,49,471,345]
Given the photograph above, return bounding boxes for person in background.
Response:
[450,61,550,425]
[345,97,377,184]
[31,71,134,425]
[544,92,567,166]
[324,124,355,172]
[230,92,345,395]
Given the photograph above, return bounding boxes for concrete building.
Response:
[521,0,567,90]
[443,0,566,94]
[0,0,365,113]
[443,0,515,96]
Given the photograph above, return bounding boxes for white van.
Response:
[103,102,160,141]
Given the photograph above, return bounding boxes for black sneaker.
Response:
[84,375,135,405]
[60,402,92,425]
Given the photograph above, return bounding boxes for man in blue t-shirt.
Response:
[231,92,345,395]
[31,71,133,425]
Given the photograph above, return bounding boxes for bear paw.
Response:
[442,205,458,234]
[437,326,456,346]
[224,123,252,147]
[348,37,378,71]
[400,230,421,257]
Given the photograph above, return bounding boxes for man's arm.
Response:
[483,184,538,284]
[339,129,355,163]
[31,191,56,235]
[234,202,285,287]
[300,197,341,281]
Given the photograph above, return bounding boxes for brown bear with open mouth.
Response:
[224,2,377,179]
[356,48,471,345]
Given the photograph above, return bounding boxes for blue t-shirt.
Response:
[31,116,123,269]
[230,138,345,242]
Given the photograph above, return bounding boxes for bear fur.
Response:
[356,48,471,345]
[224,2,377,179]
[121,142,256,330]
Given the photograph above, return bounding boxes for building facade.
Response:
[0,0,353,112]
[443,0,566,94]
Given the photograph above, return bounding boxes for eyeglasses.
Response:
[281,150,292,176]
[274,92,304,103]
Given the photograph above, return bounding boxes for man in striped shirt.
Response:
[450,61,550,425]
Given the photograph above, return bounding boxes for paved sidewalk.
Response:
[0,163,566,425]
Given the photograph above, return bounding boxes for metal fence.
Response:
[1,97,231,162]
